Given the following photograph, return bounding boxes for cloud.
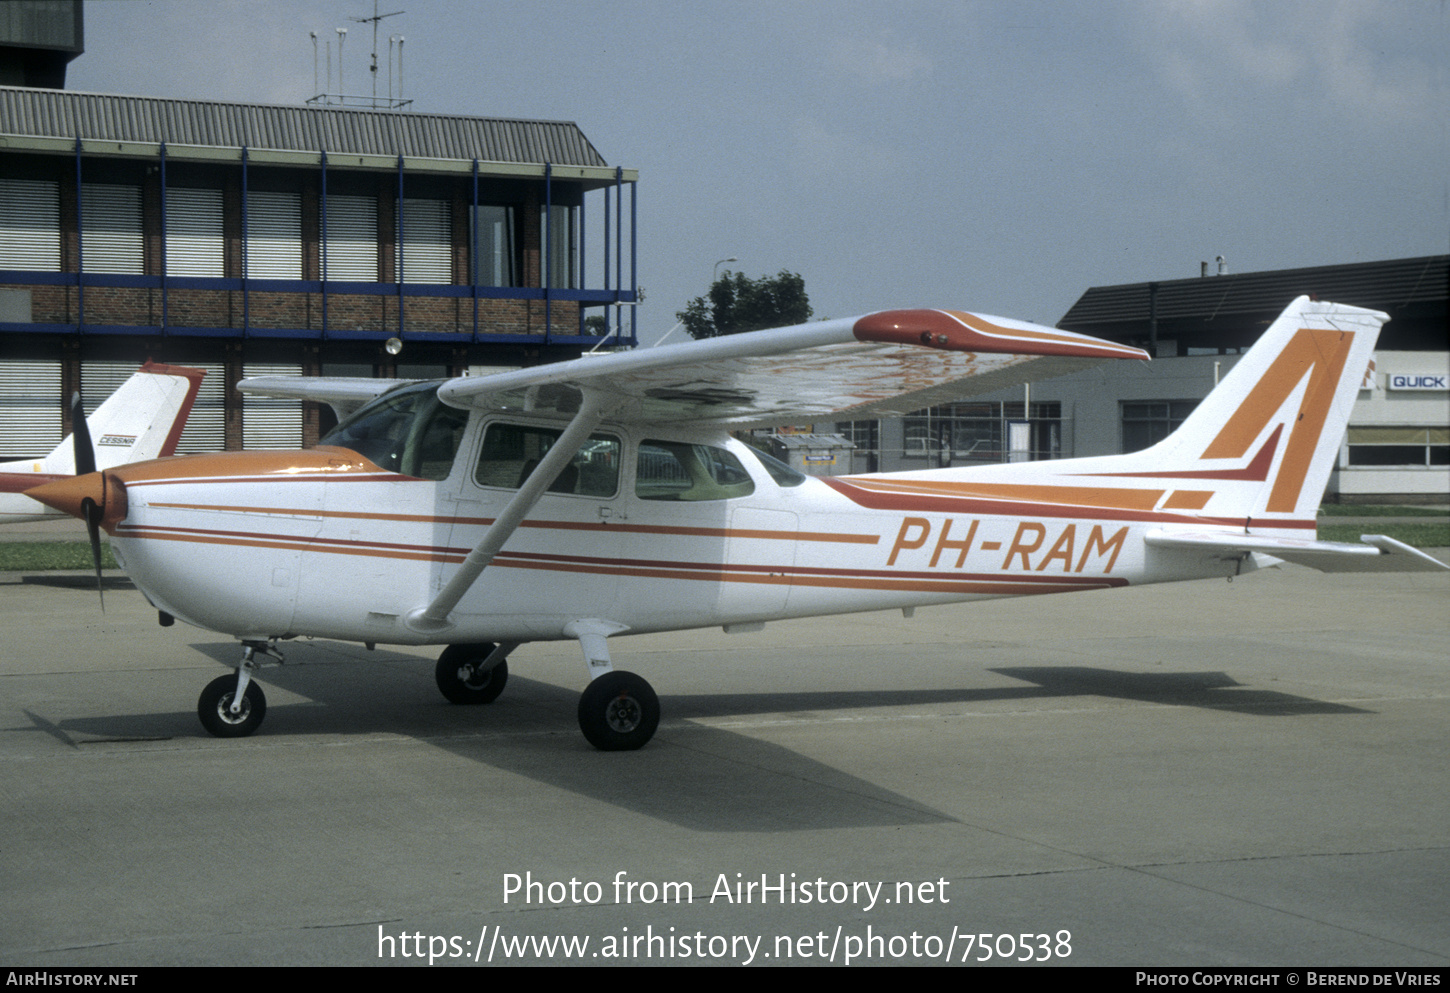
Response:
[825,36,935,86]
[1138,0,1441,130]
[788,116,914,188]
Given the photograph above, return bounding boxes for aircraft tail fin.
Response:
[1095,296,1385,534]
[40,363,205,473]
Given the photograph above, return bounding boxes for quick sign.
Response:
[1387,373,1448,391]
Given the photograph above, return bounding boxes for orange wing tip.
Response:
[853,309,1149,361]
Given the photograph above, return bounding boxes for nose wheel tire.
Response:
[577,671,659,751]
[198,674,266,738]
[435,643,509,704]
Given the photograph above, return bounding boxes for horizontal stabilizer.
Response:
[1145,528,1448,573]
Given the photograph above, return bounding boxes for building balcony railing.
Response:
[0,268,637,344]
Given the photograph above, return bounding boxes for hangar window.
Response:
[636,441,755,501]
[475,422,620,497]
[1346,427,1450,467]
[1122,400,1198,453]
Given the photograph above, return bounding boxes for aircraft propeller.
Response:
[69,392,105,610]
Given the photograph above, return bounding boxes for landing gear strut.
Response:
[566,620,659,751]
[197,641,282,738]
[435,642,511,704]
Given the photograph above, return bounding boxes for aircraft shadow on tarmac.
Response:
[27,644,1369,832]
[988,666,1372,717]
[32,642,955,833]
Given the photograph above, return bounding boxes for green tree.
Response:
[676,269,812,339]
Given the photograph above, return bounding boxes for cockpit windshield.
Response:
[320,381,467,480]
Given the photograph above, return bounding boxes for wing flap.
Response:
[438,310,1148,427]
[1145,528,1448,573]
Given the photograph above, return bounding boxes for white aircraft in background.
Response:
[26,298,1445,749]
[1,362,204,525]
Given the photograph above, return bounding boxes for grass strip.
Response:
[0,541,118,572]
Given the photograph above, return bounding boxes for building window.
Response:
[0,358,62,457]
[904,402,1062,463]
[1122,400,1198,453]
[835,419,879,473]
[542,204,576,290]
[80,184,143,274]
[324,194,380,281]
[174,362,226,454]
[395,198,451,284]
[165,188,225,277]
[472,204,518,287]
[1346,427,1450,467]
[245,191,303,279]
[0,178,61,271]
[242,362,304,449]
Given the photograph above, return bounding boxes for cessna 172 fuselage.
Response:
[26,300,1445,749]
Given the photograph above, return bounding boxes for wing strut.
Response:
[404,392,611,635]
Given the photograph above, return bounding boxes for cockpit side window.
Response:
[320,381,464,480]
[475,422,620,497]
[636,440,756,501]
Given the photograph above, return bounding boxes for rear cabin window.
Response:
[475,423,620,497]
[636,441,755,501]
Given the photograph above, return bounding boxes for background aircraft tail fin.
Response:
[40,363,204,473]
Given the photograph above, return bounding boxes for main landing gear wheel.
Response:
[435,643,509,704]
[577,671,659,751]
[198,674,266,738]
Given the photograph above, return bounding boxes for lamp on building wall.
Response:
[713,256,737,282]
[385,337,403,355]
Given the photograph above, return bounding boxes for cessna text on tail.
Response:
[26,299,1444,749]
[1,362,204,525]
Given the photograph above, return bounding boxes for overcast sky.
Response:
[67,0,1448,337]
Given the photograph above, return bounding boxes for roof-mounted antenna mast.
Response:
[307,0,410,110]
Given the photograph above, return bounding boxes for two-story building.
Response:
[0,85,638,456]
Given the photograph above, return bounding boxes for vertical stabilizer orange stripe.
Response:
[1200,328,1352,512]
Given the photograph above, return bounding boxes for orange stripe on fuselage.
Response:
[136,502,881,545]
[821,476,1316,530]
[838,476,1164,511]
[114,523,1123,596]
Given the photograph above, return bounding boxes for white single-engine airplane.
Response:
[25,298,1446,749]
[2,362,204,525]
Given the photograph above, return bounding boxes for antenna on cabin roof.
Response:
[308,0,411,110]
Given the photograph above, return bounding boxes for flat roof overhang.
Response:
[0,133,637,190]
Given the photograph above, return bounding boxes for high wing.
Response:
[236,376,412,418]
[436,310,1149,427]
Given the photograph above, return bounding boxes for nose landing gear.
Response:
[197,641,283,738]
